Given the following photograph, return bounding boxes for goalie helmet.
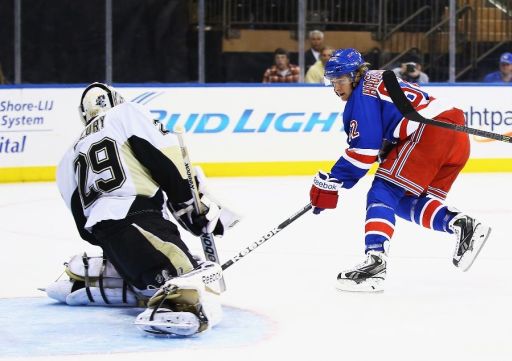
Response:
[324,48,365,81]
[78,82,125,125]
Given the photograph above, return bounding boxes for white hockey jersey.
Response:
[57,102,192,243]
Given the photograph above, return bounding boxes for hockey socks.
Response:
[365,178,402,252]
[396,195,457,233]
[365,203,395,252]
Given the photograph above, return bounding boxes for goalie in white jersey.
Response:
[48,82,239,336]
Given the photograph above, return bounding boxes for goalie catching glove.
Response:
[169,166,240,237]
[168,195,239,237]
[310,170,343,214]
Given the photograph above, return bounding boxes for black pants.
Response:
[93,214,198,290]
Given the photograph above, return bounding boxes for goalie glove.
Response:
[309,170,342,214]
[168,195,221,236]
[168,195,239,237]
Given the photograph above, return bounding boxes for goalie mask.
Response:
[78,82,125,125]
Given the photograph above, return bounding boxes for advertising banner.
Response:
[0,84,511,181]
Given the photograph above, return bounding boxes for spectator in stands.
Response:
[483,52,512,83]
[262,48,300,83]
[305,30,325,72]
[392,55,429,84]
[305,46,334,84]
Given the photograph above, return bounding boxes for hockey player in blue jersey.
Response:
[309,48,492,292]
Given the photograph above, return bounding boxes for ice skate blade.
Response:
[134,308,200,336]
[455,225,492,272]
[134,321,199,336]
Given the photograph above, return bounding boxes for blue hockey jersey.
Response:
[330,70,447,189]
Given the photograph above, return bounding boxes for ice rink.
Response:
[1,173,511,361]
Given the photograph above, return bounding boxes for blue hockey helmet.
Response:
[324,48,365,81]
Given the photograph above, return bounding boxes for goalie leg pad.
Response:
[134,261,223,336]
[46,280,139,306]
[65,253,124,281]
[45,253,144,306]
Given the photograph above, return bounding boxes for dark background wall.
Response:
[1,0,510,84]
[21,0,105,83]
[0,0,191,84]
[113,0,189,83]
[0,0,14,83]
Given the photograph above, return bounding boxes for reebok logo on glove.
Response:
[309,170,342,214]
[313,178,341,191]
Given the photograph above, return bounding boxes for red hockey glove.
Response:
[309,171,342,214]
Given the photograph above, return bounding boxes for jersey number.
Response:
[74,137,126,208]
[348,120,360,142]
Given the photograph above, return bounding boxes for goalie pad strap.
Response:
[46,253,150,307]
[82,253,94,303]
[98,256,110,305]
[123,282,128,303]
[195,304,210,333]
[88,254,132,305]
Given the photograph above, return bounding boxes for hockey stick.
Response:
[135,203,312,335]
[381,70,512,143]
[221,203,313,271]
[174,127,227,292]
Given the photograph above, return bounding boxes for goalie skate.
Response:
[450,214,491,272]
[134,261,223,336]
[336,251,387,292]
[134,307,201,336]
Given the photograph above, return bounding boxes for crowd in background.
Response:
[0,28,510,85]
[259,30,511,84]
[0,0,510,85]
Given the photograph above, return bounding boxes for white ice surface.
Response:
[1,174,511,361]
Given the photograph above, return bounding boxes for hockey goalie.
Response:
[45,82,239,336]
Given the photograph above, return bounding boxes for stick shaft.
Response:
[221,203,313,271]
[174,129,227,291]
[382,70,512,143]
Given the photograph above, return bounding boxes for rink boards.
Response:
[0,83,511,182]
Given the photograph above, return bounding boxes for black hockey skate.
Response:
[336,251,387,292]
[449,213,491,272]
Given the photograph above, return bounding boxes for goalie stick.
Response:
[174,127,227,292]
[221,203,313,270]
[381,70,512,144]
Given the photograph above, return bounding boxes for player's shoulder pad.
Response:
[108,101,171,137]
[113,101,152,117]
[106,101,155,127]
